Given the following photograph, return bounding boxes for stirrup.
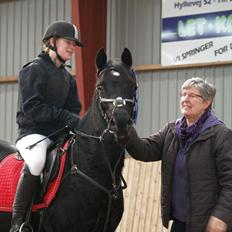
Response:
[19,222,33,232]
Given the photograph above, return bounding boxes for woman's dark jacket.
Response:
[126,122,232,231]
[16,52,81,140]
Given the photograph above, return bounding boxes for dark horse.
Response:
[0,48,137,232]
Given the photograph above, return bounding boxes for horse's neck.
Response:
[74,100,125,177]
[79,101,106,135]
[75,108,124,167]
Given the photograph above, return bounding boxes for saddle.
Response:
[0,139,17,162]
[0,138,72,212]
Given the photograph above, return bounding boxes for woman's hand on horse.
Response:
[205,216,227,232]
[117,125,135,147]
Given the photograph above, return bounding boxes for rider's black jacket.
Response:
[16,52,81,141]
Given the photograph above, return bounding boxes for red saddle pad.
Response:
[0,148,67,212]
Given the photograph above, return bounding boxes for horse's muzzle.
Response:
[111,107,132,144]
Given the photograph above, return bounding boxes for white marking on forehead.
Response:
[111,70,120,76]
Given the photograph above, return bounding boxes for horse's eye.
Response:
[97,85,108,98]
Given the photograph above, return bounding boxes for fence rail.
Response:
[0,76,18,83]
[1,60,232,84]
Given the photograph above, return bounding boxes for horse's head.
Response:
[95,48,137,145]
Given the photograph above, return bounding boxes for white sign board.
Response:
[161,0,232,65]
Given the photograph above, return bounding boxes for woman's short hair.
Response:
[181,77,216,109]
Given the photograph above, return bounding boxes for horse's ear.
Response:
[96,48,107,71]
[121,48,132,68]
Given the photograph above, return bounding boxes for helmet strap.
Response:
[48,35,66,64]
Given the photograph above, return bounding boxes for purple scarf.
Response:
[176,110,211,150]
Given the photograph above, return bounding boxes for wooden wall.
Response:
[117,158,165,231]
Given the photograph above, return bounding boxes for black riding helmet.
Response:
[43,21,84,47]
[42,21,83,64]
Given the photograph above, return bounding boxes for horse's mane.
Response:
[77,92,106,135]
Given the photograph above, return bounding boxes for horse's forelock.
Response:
[97,61,133,81]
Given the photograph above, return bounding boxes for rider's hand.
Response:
[66,113,80,130]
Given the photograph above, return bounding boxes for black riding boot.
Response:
[9,165,40,232]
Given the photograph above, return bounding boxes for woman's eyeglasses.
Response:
[179,92,203,99]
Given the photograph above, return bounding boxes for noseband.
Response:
[97,94,135,123]
[100,96,134,107]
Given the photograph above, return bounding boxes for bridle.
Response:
[96,66,137,126]
[74,65,137,141]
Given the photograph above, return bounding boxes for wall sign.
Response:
[161,0,232,65]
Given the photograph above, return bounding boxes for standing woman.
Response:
[126,77,232,232]
[10,21,83,232]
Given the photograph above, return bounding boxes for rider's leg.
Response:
[9,165,40,232]
[9,134,52,232]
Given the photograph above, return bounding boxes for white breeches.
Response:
[16,134,52,176]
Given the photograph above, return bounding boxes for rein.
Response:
[62,135,126,232]
[65,90,132,196]
[61,93,133,232]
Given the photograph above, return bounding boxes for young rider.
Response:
[10,21,83,232]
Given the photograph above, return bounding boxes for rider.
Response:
[10,21,83,232]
